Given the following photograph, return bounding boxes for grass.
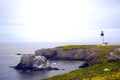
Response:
[42,45,120,80]
[61,45,94,50]
[43,61,120,80]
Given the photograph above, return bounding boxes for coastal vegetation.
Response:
[42,45,120,80]
[61,45,92,50]
[43,61,120,80]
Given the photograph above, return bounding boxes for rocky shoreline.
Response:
[15,45,120,71]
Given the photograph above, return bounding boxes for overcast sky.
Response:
[0,0,120,44]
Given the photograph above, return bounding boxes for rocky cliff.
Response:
[35,45,120,67]
[15,45,120,71]
[35,47,87,60]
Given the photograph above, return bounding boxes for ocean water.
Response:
[0,43,84,80]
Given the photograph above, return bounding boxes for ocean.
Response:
[0,43,84,80]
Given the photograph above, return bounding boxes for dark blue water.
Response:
[0,43,84,80]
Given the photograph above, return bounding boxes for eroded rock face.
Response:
[20,54,35,65]
[15,54,48,71]
[35,48,87,60]
[33,56,48,69]
[105,52,120,60]
[35,48,57,59]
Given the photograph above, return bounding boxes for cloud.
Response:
[0,0,120,43]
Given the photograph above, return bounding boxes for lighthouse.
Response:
[100,31,104,45]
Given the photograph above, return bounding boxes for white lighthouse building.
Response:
[100,31,108,46]
[100,31,104,45]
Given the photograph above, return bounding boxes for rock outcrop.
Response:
[85,50,120,67]
[15,54,49,71]
[105,52,120,60]
[35,48,87,60]
[79,62,89,68]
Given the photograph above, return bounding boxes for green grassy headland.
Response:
[43,45,120,80]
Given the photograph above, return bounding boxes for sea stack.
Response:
[15,54,48,71]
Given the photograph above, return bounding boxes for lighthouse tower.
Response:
[100,31,104,45]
